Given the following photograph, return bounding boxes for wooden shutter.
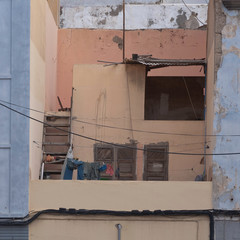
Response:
[117,145,136,180]
[144,143,168,181]
[95,145,114,180]
[94,144,136,180]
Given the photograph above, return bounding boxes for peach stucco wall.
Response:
[45,1,58,111]
[30,0,46,180]
[29,181,211,240]
[30,0,59,179]
[72,64,206,181]
[30,181,212,211]
[57,29,207,108]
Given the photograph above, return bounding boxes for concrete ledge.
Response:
[30,181,212,211]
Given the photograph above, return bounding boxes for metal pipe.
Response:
[115,224,122,240]
[40,162,44,180]
[122,0,125,62]
[203,64,207,179]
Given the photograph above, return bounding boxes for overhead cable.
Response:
[1,102,240,156]
[183,77,198,120]
[0,99,240,137]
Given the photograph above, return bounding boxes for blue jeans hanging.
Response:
[63,158,84,180]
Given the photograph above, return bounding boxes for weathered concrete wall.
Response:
[59,0,208,29]
[211,0,240,210]
[72,64,206,181]
[57,29,206,108]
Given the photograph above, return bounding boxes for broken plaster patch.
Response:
[213,162,232,206]
[185,12,200,29]
[112,35,123,49]
[148,18,155,27]
[222,45,240,58]
[222,24,237,39]
[176,11,187,28]
[109,5,123,16]
[98,18,107,25]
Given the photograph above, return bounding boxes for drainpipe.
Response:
[115,224,122,240]
[122,0,125,62]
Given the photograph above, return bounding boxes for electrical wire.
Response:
[181,0,205,25]
[183,77,198,120]
[1,99,240,137]
[0,208,214,225]
[0,207,216,240]
[33,139,210,148]
[1,102,240,156]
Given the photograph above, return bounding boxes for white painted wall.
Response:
[60,0,208,29]
[60,0,209,6]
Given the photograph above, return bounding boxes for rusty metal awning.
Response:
[125,55,206,70]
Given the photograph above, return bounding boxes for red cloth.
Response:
[106,164,114,176]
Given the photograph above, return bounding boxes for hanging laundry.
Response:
[83,162,107,180]
[63,159,107,180]
[106,164,114,176]
[45,155,55,162]
[63,158,84,180]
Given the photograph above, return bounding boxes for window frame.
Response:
[144,76,205,121]
[143,143,169,181]
[94,144,137,180]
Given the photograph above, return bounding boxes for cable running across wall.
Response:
[181,0,205,25]
[1,102,240,156]
[183,77,198,120]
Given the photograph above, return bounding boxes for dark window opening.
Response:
[144,143,169,181]
[144,76,205,120]
[94,144,136,180]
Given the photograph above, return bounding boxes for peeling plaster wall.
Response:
[212,0,240,210]
[59,0,208,29]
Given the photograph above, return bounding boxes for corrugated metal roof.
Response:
[125,55,206,69]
